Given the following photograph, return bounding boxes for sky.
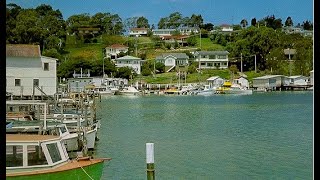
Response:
[7,0,313,27]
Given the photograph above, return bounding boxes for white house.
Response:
[155,53,189,72]
[220,24,233,32]
[194,51,229,69]
[114,55,143,74]
[129,28,149,37]
[233,76,249,89]
[206,76,225,88]
[105,44,129,60]
[152,29,176,36]
[152,27,199,37]
[6,44,57,98]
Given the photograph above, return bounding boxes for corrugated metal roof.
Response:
[253,75,284,79]
[6,44,41,57]
[155,53,189,60]
[206,76,221,81]
[195,51,229,56]
[116,55,142,60]
[106,44,128,49]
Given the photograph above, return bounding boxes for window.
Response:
[15,79,21,86]
[6,145,23,167]
[201,62,206,66]
[33,79,39,87]
[209,55,216,59]
[217,55,226,59]
[27,145,48,166]
[44,63,49,71]
[207,63,213,67]
[46,143,62,163]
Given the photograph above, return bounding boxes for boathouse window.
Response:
[43,63,49,71]
[15,79,21,86]
[6,145,23,167]
[47,143,62,163]
[33,79,39,87]
[27,145,48,166]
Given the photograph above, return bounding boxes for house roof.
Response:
[6,44,41,57]
[106,44,128,49]
[220,24,232,27]
[152,29,176,32]
[206,76,222,81]
[78,27,100,31]
[287,75,307,79]
[131,28,149,31]
[116,55,142,60]
[253,75,284,80]
[195,51,229,56]
[155,53,189,60]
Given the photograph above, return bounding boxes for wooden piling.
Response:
[146,143,155,180]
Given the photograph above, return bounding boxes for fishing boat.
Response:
[196,85,217,96]
[216,81,253,95]
[117,86,140,96]
[93,86,115,96]
[6,120,80,152]
[6,134,111,179]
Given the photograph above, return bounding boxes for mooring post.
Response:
[146,143,155,180]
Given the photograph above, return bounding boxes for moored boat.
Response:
[6,134,111,179]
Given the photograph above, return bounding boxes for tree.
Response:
[285,16,293,27]
[302,20,313,30]
[240,19,248,28]
[158,17,168,29]
[189,14,203,27]
[136,16,150,28]
[187,32,197,46]
[123,17,138,34]
[155,62,165,73]
[116,66,134,79]
[200,23,214,31]
[251,18,257,26]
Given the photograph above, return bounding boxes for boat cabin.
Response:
[6,134,69,171]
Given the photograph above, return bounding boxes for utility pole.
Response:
[135,35,138,56]
[240,53,243,73]
[288,48,292,76]
[254,54,257,73]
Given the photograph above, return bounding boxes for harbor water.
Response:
[95,91,313,179]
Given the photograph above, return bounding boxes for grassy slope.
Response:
[64,35,263,84]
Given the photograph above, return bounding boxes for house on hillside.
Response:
[129,28,149,36]
[77,27,100,35]
[178,27,199,35]
[160,35,190,46]
[220,24,233,32]
[114,55,143,74]
[6,44,57,99]
[105,44,129,60]
[152,29,176,36]
[155,53,189,72]
[194,51,229,69]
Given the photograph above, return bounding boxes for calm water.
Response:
[95,91,313,179]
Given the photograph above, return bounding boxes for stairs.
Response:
[167,65,176,72]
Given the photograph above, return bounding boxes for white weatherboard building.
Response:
[6,44,57,98]
[114,55,143,74]
[194,51,229,69]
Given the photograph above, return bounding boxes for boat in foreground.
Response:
[6,134,110,180]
